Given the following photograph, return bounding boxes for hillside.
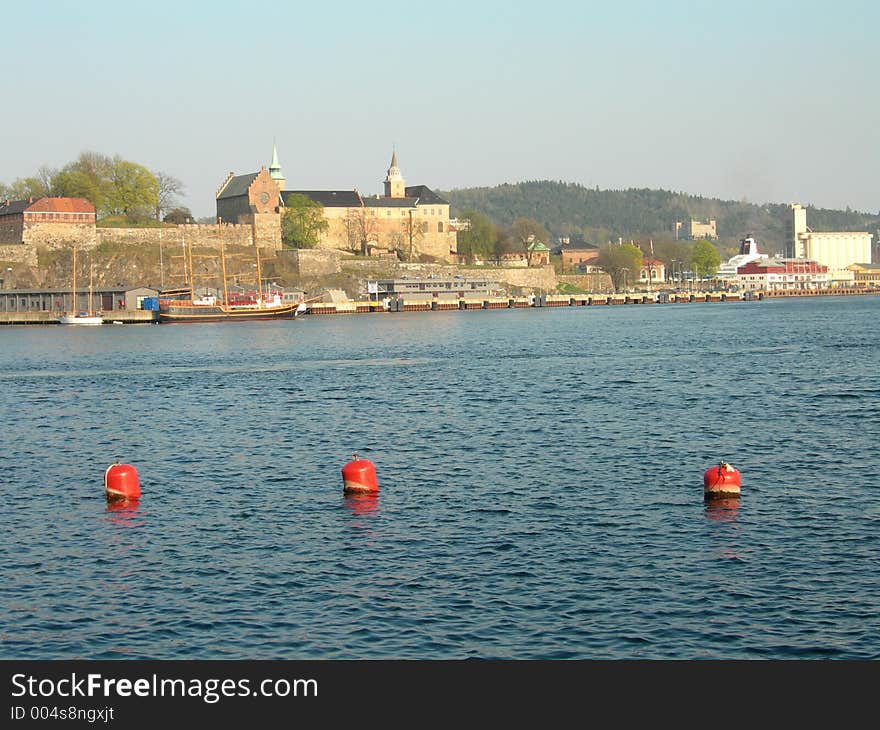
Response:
[441,181,879,255]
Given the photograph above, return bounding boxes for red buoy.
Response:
[105,462,141,502]
[341,453,379,494]
[703,461,741,500]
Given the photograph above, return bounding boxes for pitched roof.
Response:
[0,199,32,216]
[217,172,259,199]
[283,190,362,207]
[363,196,418,208]
[28,197,94,213]
[0,197,95,216]
[405,185,448,205]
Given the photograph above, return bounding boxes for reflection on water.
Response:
[704,498,740,524]
[343,493,380,518]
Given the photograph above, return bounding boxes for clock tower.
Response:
[383,150,405,199]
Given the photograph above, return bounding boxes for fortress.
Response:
[0,147,459,265]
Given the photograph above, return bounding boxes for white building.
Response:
[785,203,872,272]
[735,258,830,291]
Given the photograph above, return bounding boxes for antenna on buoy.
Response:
[342,452,378,494]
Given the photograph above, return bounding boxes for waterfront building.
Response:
[785,203,872,271]
[0,197,96,248]
[735,258,829,291]
[638,258,666,285]
[847,263,880,287]
[367,276,502,302]
[0,286,157,314]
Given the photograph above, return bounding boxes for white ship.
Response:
[717,235,768,279]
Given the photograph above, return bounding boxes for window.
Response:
[438,222,443,233]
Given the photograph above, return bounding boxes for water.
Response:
[1,296,878,659]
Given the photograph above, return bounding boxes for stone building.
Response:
[285,151,457,261]
[0,197,96,249]
[218,148,457,262]
[675,218,717,240]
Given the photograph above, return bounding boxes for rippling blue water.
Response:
[1,296,878,659]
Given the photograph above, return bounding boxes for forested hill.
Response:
[440,181,879,254]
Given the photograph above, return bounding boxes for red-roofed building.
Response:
[735,258,829,291]
[638,258,666,285]
[0,197,96,248]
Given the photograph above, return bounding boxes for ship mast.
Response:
[254,244,263,304]
[88,259,94,316]
[71,245,77,313]
[220,241,229,306]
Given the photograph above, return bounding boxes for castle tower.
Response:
[383,150,406,199]
[269,142,285,192]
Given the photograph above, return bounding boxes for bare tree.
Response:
[155,172,185,221]
[343,207,379,255]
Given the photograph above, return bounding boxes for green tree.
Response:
[597,243,643,292]
[690,239,722,281]
[281,194,329,249]
[508,217,549,265]
[51,152,159,219]
[109,158,159,215]
[1,176,49,200]
[51,152,115,213]
[456,210,498,262]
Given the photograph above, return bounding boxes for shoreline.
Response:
[0,287,876,325]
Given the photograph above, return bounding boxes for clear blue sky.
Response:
[3,0,878,217]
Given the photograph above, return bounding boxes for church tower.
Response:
[383,150,405,198]
[269,142,286,192]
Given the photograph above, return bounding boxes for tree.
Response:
[109,158,159,215]
[343,207,379,255]
[163,207,193,224]
[2,176,49,200]
[281,194,329,249]
[456,210,498,263]
[155,172,185,221]
[691,239,722,281]
[51,152,158,219]
[597,243,643,292]
[509,217,549,265]
[51,151,115,213]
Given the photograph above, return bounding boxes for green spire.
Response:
[269,142,284,181]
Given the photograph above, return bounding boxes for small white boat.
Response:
[59,245,103,326]
[59,312,104,326]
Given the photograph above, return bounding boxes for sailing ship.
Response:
[59,246,103,325]
[157,239,306,323]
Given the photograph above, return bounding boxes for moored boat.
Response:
[59,246,103,326]
[157,238,307,323]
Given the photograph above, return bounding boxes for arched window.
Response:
[438,222,443,233]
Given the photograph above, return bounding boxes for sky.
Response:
[2,0,878,218]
